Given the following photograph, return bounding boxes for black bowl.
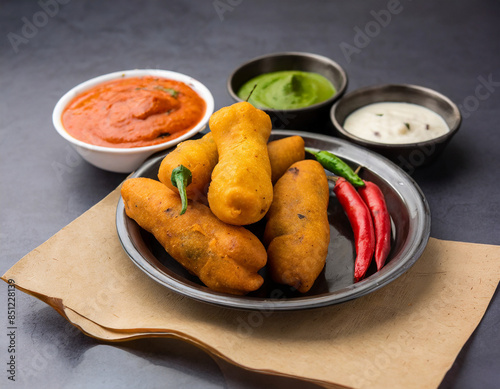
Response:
[228,52,348,134]
[330,84,462,172]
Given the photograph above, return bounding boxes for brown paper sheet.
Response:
[3,187,500,389]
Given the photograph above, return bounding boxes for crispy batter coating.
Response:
[267,135,305,183]
[159,132,304,206]
[157,133,218,202]
[121,178,267,295]
[208,102,273,225]
[264,160,330,293]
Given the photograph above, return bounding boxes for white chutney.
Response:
[343,102,450,144]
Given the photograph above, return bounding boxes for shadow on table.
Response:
[118,337,326,389]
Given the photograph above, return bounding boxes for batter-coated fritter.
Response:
[157,133,218,202]
[264,160,330,293]
[121,178,267,295]
[208,102,273,225]
[158,132,304,208]
[267,135,305,184]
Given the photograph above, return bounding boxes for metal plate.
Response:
[116,130,431,310]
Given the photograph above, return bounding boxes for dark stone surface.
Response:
[1,0,499,387]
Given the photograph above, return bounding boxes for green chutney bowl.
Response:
[227,52,348,134]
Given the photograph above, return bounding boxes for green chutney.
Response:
[237,70,336,110]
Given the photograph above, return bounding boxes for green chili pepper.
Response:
[170,165,192,215]
[305,148,365,187]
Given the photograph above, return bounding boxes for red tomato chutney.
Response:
[61,76,206,148]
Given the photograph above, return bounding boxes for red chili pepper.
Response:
[358,181,392,271]
[334,177,375,282]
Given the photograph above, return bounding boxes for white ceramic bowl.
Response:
[52,69,214,173]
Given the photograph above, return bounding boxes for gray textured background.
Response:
[1,0,499,388]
